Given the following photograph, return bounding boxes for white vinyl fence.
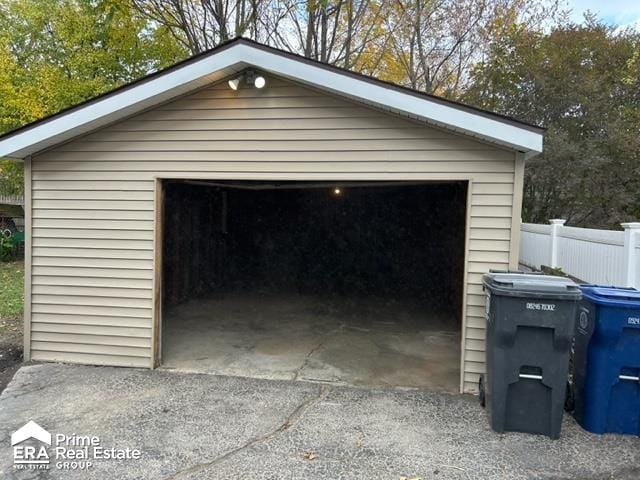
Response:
[520,219,640,289]
[0,194,23,206]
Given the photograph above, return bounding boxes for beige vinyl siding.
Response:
[29,76,517,392]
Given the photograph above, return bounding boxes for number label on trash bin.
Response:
[628,317,640,325]
[525,302,556,311]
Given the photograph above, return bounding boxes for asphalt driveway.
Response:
[0,364,639,479]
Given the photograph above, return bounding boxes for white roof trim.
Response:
[0,40,543,159]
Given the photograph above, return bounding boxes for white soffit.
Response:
[0,40,543,159]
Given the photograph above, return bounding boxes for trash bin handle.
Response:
[519,373,543,380]
[619,374,640,382]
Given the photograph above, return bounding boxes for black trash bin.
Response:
[479,272,581,439]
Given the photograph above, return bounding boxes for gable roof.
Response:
[0,37,543,160]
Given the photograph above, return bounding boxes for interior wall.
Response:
[162,182,228,306]
[163,181,467,321]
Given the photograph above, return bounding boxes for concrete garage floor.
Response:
[161,294,460,392]
[1,364,640,480]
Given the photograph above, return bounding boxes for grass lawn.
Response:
[0,261,23,320]
[0,260,24,392]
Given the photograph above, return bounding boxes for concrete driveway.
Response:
[0,364,639,480]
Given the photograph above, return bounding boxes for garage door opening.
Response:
[159,180,467,392]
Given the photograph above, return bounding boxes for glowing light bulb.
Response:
[254,75,266,88]
[334,188,341,195]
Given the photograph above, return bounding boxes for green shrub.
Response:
[0,235,15,261]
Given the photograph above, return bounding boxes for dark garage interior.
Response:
[161,180,467,391]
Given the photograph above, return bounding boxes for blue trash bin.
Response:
[573,285,640,435]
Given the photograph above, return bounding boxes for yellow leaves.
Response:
[622,46,640,86]
[0,0,186,136]
[0,160,24,197]
[300,450,317,460]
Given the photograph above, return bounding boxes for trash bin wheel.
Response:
[478,374,486,408]
[564,381,574,412]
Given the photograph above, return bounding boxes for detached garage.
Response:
[0,39,542,393]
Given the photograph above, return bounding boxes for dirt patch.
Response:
[0,314,23,393]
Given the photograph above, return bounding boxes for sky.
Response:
[565,0,640,28]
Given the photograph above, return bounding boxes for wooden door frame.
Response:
[151,179,164,368]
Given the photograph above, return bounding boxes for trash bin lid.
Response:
[483,272,581,298]
[579,285,640,308]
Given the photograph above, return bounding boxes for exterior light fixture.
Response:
[228,71,267,90]
[333,188,342,195]
[254,75,266,89]
[246,70,266,89]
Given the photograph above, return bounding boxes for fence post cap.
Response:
[621,222,640,230]
[549,219,566,225]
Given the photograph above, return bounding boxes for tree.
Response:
[131,0,559,96]
[268,0,391,69]
[131,0,269,53]
[131,1,394,69]
[0,0,187,195]
[0,0,186,132]
[0,161,22,197]
[370,0,559,95]
[463,22,640,229]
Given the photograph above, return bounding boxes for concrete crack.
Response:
[164,384,331,480]
[292,340,327,381]
[292,323,346,381]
